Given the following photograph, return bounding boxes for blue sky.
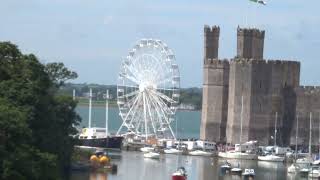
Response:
[0,0,319,87]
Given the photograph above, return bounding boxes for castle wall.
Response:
[269,60,300,145]
[226,59,253,144]
[226,59,272,145]
[201,59,229,142]
[291,86,320,146]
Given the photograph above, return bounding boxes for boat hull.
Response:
[144,152,160,159]
[77,136,123,149]
[219,152,257,160]
[258,155,285,162]
[172,175,187,180]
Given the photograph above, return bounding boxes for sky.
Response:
[0,0,319,87]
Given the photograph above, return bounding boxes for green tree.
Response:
[0,42,80,180]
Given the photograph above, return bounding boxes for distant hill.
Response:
[59,83,202,110]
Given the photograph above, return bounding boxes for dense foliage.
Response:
[0,42,81,180]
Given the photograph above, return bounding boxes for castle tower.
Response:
[237,27,265,59]
[200,25,229,142]
[204,25,220,59]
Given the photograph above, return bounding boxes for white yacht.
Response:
[258,154,285,162]
[144,152,160,159]
[219,151,257,160]
[140,147,154,153]
[164,148,183,154]
[189,150,213,156]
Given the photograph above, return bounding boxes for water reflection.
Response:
[70,151,311,180]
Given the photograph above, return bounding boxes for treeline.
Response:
[0,42,80,180]
[58,84,203,110]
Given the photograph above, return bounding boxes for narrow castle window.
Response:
[260,81,262,89]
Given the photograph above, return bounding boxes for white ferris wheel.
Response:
[116,39,180,140]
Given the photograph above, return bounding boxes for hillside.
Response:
[58,83,202,110]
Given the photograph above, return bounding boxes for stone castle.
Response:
[200,25,320,146]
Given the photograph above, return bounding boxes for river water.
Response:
[76,106,201,139]
[73,106,305,180]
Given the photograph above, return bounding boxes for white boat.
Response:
[144,152,160,159]
[287,164,300,173]
[231,167,242,175]
[140,147,154,153]
[300,167,310,176]
[189,150,213,156]
[242,169,255,178]
[218,151,257,160]
[258,113,285,162]
[258,154,285,162]
[296,157,313,164]
[220,161,232,172]
[309,166,320,178]
[313,159,320,165]
[164,148,183,154]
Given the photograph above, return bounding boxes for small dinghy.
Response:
[220,161,232,173]
[242,169,255,178]
[172,167,187,180]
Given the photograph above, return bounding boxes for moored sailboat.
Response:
[78,89,123,149]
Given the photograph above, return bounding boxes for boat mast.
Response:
[295,114,299,162]
[88,88,92,128]
[319,112,320,158]
[274,112,278,147]
[309,112,312,158]
[106,89,109,136]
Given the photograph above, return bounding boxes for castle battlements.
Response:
[204,25,220,35]
[230,58,268,65]
[229,58,300,66]
[266,59,300,65]
[237,27,265,38]
[204,58,229,68]
[295,86,320,94]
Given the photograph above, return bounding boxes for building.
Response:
[200,25,320,146]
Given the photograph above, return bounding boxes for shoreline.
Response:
[77,103,201,111]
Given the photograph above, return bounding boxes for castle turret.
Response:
[204,25,220,60]
[201,25,229,142]
[237,27,265,59]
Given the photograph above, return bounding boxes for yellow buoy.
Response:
[90,155,99,163]
[99,155,110,165]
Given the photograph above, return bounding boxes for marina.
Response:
[70,150,304,180]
